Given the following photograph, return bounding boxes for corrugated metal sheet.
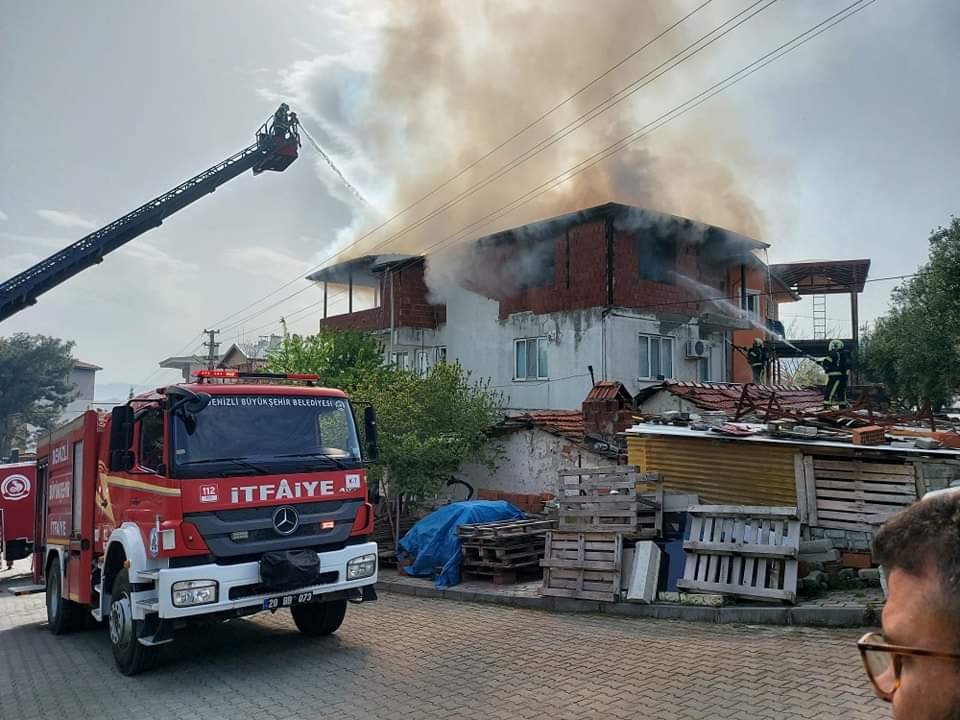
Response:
[627,435,797,506]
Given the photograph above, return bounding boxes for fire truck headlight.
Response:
[346,554,377,580]
[172,580,219,607]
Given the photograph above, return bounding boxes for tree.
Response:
[785,358,826,387]
[353,361,505,500]
[0,333,77,455]
[860,217,960,411]
[266,329,387,393]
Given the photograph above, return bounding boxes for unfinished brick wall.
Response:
[486,214,722,321]
[316,259,445,332]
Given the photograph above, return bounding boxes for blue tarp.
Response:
[398,500,525,588]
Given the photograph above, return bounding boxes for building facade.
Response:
[310,203,797,410]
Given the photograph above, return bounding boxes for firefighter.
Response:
[820,339,850,407]
[273,103,290,137]
[746,337,768,384]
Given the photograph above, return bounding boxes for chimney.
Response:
[582,381,634,437]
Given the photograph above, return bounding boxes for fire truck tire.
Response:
[291,599,347,636]
[46,556,82,635]
[109,569,160,675]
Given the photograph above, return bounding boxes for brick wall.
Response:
[487,214,727,321]
[316,259,445,332]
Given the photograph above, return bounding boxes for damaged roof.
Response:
[501,410,585,443]
[641,381,824,413]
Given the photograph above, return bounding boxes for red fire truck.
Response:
[1,460,36,569]
[33,370,379,675]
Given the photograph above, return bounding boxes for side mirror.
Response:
[363,405,379,463]
[109,406,135,472]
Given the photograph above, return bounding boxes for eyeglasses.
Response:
[857,632,960,701]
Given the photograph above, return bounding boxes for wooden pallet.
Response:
[557,467,641,533]
[462,565,541,585]
[677,505,801,603]
[540,531,622,602]
[462,543,543,567]
[457,518,555,539]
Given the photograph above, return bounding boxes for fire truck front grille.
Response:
[185,499,362,560]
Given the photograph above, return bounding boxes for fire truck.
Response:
[1,460,36,568]
[33,370,379,675]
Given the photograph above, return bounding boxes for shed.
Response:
[625,422,960,550]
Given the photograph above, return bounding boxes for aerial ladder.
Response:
[0,105,300,322]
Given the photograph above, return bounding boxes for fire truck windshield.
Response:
[171,394,361,477]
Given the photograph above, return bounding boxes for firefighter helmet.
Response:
[828,339,844,351]
[753,338,764,347]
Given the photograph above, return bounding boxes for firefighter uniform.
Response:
[821,339,850,407]
[273,103,290,136]
[746,339,768,384]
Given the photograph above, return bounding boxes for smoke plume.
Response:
[280,0,770,299]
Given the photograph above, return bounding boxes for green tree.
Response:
[266,329,387,393]
[860,217,960,410]
[354,361,504,499]
[0,333,77,455]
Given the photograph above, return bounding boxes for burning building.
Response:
[308,202,801,410]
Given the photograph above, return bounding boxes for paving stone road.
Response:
[0,570,887,720]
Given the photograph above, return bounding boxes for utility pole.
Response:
[202,328,220,370]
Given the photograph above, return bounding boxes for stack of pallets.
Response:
[458,519,555,584]
[542,466,657,602]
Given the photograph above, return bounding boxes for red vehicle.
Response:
[1,460,36,569]
[33,370,379,675]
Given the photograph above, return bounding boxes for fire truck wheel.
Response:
[46,556,82,635]
[109,569,160,675]
[291,599,347,636]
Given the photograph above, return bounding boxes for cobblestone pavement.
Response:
[1,567,887,720]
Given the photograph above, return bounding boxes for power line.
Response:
[206,0,778,335]
[202,0,880,348]
[330,0,779,266]
[201,2,717,332]
[162,0,876,364]
[407,0,877,260]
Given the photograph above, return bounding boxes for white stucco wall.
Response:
[64,367,97,417]
[457,428,608,497]
[383,287,732,410]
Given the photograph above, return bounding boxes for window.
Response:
[415,349,430,376]
[139,409,164,472]
[639,335,674,380]
[514,337,548,380]
[436,346,447,364]
[745,291,760,319]
[638,236,677,283]
[390,351,410,370]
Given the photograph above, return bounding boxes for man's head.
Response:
[872,488,960,719]
[829,338,844,351]
[753,338,763,347]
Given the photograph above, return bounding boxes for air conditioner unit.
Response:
[685,339,710,359]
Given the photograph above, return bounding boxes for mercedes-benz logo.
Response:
[272,506,300,536]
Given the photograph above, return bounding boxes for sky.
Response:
[0,0,957,396]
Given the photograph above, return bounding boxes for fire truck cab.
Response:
[33,370,379,675]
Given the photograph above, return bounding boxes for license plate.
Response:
[263,591,314,610]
